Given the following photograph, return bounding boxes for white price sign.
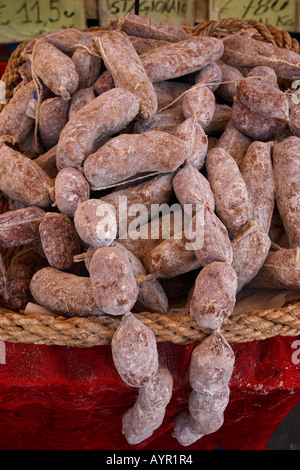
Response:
[0,0,86,43]
[209,0,299,32]
[98,0,196,27]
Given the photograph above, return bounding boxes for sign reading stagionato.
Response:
[98,0,196,27]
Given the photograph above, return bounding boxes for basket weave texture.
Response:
[1,17,300,348]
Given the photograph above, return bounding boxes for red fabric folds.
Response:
[0,335,299,450]
[0,61,299,450]
[0,63,6,77]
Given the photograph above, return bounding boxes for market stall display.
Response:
[0,14,300,449]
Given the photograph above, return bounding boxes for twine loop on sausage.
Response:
[157,76,266,114]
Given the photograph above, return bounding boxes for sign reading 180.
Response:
[242,0,290,17]
[0,0,86,43]
[241,0,295,28]
[212,0,297,31]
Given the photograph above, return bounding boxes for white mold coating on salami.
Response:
[189,261,237,330]
[110,12,190,42]
[216,120,252,167]
[137,363,173,410]
[194,62,222,92]
[189,331,235,394]
[172,164,215,214]
[235,78,289,121]
[182,85,216,128]
[0,253,7,298]
[144,235,201,279]
[246,66,279,88]
[111,312,159,387]
[188,386,230,415]
[0,143,53,208]
[32,39,79,98]
[140,36,224,83]
[4,249,47,311]
[215,59,243,103]
[206,147,252,233]
[38,96,69,150]
[272,136,300,248]
[68,87,95,120]
[74,199,117,249]
[55,167,90,217]
[71,46,102,90]
[94,30,158,121]
[189,409,224,436]
[0,81,36,142]
[231,99,285,142]
[122,404,165,445]
[239,141,274,233]
[231,221,271,293]
[83,130,188,189]
[173,411,203,447]
[56,87,140,170]
[30,266,104,316]
[0,206,45,248]
[101,173,174,238]
[133,105,184,134]
[247,247,300,290]
[222,35,300,80]
[109,242,169,316]
[39,212,81,271]
[175,118,208,170]
[89,246,139,316]
[188,205,233,267]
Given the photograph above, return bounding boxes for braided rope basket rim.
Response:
[1,17,300,348]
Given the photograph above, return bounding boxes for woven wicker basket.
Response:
[1,17,300,348]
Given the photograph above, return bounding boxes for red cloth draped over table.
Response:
[0,336,299,450]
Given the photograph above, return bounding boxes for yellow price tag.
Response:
[0,0,86,44]
[209,0,299,32]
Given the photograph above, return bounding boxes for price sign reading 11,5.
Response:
[0,0,86,43]
[209,0,299,32]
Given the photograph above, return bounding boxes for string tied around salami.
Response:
[157,76,268,114]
